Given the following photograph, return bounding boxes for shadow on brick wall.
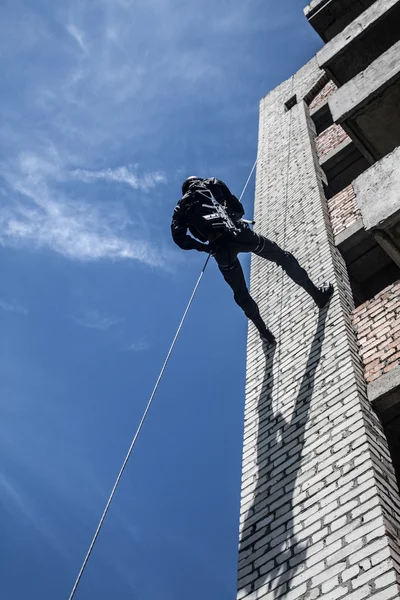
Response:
[238,306,329,598]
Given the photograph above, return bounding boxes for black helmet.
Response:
[182,176,202,195]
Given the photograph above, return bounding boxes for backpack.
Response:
[183,180,241,240]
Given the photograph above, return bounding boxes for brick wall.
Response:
[327,184,362,237]
[309,80,337,112]
[315,123,349,158]
[238,57,400,600]
[353,281,400,383]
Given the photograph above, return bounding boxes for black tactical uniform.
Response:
[171,177,333,344]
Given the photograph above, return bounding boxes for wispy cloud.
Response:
[0,0,279,269]
[0,298,27,316]
[66,23,88,54]
[127,338,151,352]
[71,311,152,352]
[71,166,166,191]
[70,309,121,331]
[0,151,167,265]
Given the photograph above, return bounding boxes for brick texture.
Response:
[327,184,362,237]
[309,80,338,112]
[315,123,349,159]
[238,57,400,600]
[353,281,400,383]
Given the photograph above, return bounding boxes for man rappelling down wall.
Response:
[171,176,334,345]
[67,173,335,600]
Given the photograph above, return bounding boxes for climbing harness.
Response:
[198,189,241,234]
[199,192,255,232]
[67,159,257,600]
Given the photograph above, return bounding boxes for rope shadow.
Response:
[238,305,329,598]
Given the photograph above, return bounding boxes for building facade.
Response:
[237,1,400,598]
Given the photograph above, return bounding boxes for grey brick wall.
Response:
[237,57,400,600]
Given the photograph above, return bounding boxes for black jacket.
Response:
[171,178,245,251]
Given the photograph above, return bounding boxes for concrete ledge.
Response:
[310,98,329,118]
[318,0,400,72]
[320,136,370,197]
[304,0,329,17]
[368,364,400,405]
[330,40,400,124]
[334,217,364,249]
[304,0,376,42]
[319,137,352,168]
[353,145,400,230]
[329,40,400,160]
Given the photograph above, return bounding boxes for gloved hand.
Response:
[201,244,214,255]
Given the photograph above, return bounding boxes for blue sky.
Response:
[0,1,322,598]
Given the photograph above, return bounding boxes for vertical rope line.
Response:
[68,255,210,600]
[67,161,257,600]
[239,159,257,202]
[275,77,295,413]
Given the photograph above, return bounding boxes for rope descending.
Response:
[67,159,258,600]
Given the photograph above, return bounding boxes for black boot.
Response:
[259,328,277,346]
[314,282,334,308]
[251,313,276,346]
[303,280,334,308]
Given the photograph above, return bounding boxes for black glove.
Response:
[199,244,214,255]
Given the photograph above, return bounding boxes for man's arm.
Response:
[207,178,245,219]
[171,202,209,251]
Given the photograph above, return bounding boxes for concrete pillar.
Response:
[237,60,400,600]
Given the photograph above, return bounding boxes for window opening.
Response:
[284,95,297,112]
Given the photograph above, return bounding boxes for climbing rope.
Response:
[67,160,257,600]
[275,77,295,413]
[239,159,257,202]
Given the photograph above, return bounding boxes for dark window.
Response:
[284,95,297,112]
[321,141,370,199]
[343,229,400,307]
[311,102,334,135]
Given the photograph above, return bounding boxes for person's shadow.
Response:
[238,305,330,598]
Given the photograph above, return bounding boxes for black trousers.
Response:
[211,226,312,332]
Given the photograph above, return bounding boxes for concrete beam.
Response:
[317,0,400,85]
[320,138,370,197]
[373,230,400,268]
[329,40,400,161]
[369,364,400,406]
[310,98,329,118]
[304,0,329,16]
[304,0,376,42]
[334,217,364,250]
[330,40,400,123]
[319,137,352,168]
[353,145,400,230]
